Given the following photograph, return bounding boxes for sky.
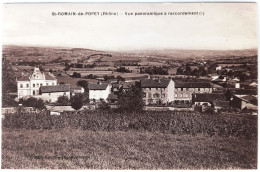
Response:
[2,3,258,51]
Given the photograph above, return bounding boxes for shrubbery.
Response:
[3,110,257,139]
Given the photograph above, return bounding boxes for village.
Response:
[2,46,258,116]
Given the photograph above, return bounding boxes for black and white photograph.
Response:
[1,1,258,169]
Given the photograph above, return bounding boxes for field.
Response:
[1,110,257,169]
[1,128,257,169]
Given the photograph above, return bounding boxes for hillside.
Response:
[2,45,258,64]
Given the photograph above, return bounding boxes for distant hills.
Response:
[2,45,258,63]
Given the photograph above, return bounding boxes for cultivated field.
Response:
[1,110,257,169]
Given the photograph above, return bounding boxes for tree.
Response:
[56,95,70,105]
[21,97,45,110]
[70,94,83,112]
[72,72,81,78]
[2,57,18,107]
[77,80,88,91]
[118,85,145,112]
[176,67,184,75]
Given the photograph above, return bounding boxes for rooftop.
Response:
[41,84,70,93]
[175,82,211,88]
[193,93,226,102]
[141,79,171,88]
[88,83,109,90]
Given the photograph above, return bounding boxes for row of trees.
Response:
[176,65,208,76]
[140,66,169,75]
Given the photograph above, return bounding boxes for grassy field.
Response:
[1,128,257,169]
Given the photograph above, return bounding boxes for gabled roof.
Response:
[41,84,70,93]
[17,75,30,81]
[45,73,56,80]
[46,105,75,112]
[175,82,211,88]
[229,89,257,95]
[141,79,171,88]
[193,93,226,102]
[88,83,108,90]
[236,95,258,105]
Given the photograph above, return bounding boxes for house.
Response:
[174,82,212,102]
[70,86,84,96]
[88,82,111,102]
[230,95,257,110]
[141,78,175,105]
[216,66,222,71]
[192,93,226,107]
[17,67,57,99]
[213,101,229,111]
[40,84,70,103]
[249,82,258,88]
[227,89,258,110]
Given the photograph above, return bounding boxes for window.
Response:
[149,88,151,91]
[37,83,39,87]
[26,84,29,88]
[181,88,183,91]
[175,94,178,97]
[40,84,42,87]
[46,83,49,86]
[64,92,66,95]
[20,84,23,88]
[156,88,158,90]
[180,93,183,97]
[153,93,159,98]
[162,94,165,98]
[186,88,188,91]
[33,84,35,87]
[33,90,35,95]
[148,93,152,98]
[198,88,200,91]
[52,83,54,85]
[49,93,51,95]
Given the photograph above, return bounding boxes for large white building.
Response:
[141,78,175,105]
[88,82,111,102]
[40,84,70,103]
[17,67,57,99]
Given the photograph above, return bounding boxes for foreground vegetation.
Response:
[2,128,257,169]
[3,110,257,139]
[2,110,257,169]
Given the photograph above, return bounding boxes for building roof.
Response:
[229,89,257,95]
[46,105,75,112]
[88,83,109,90]
[141,79,171,88]
[193,93,226,102]
[107,93,118,100]
[17,75,30,81]
[236,95,258,105]
[175,82,211,88]
[44,73,56,80]
[213,101,229,108]
[41,84,70,93]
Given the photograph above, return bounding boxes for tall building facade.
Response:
[17,67,57,99]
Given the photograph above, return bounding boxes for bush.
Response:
[3,110,257,139]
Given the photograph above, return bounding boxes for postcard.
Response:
[1,2,258,169]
